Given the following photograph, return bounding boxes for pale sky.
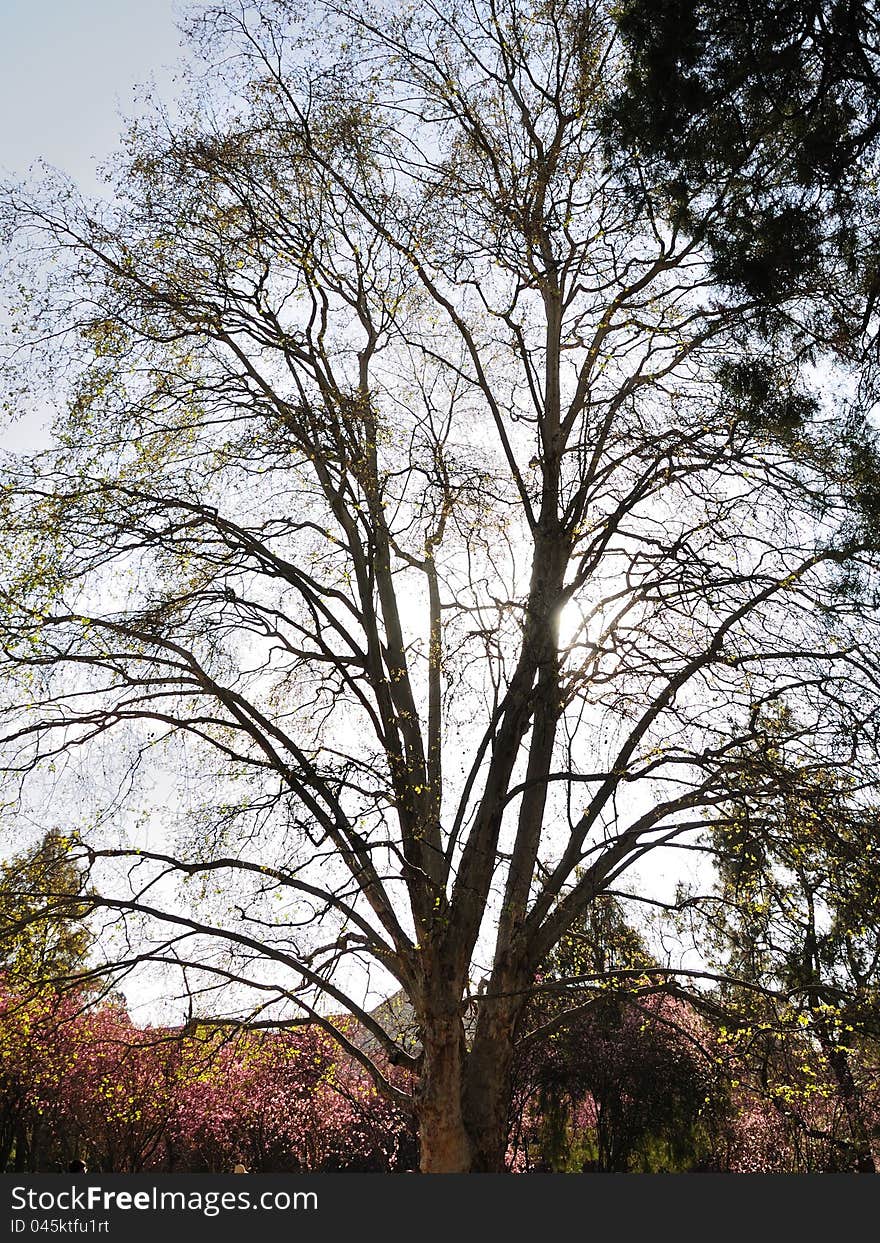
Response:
[0,0,186,196]
[0,2,191,451]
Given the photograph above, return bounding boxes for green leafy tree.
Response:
[604,0,880,351]
[702,714,880,1170]
[514,897,728,1171]
[0,833,93,988]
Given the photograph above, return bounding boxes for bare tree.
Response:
[2,0,879,1170]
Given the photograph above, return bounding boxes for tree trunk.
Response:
[417,1006,519,1172]
[418,1015,472,1173]
[462,1026,516,1172]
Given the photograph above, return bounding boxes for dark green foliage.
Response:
[604,0,880,333]
[706,718,880,1169]
[520,897,729,1172]
[843,432,880,538]
[535,993,728,1171]
[609,0,880,184]
[707,204,821,302]
[718,358,816,444]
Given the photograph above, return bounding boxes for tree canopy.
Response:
[0,832,93,988]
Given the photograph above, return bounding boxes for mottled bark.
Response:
[463,1020,518,1172]
[418,1015,472,1173]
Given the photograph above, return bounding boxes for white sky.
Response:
[0,0,185,196]
[0,2,192,453]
